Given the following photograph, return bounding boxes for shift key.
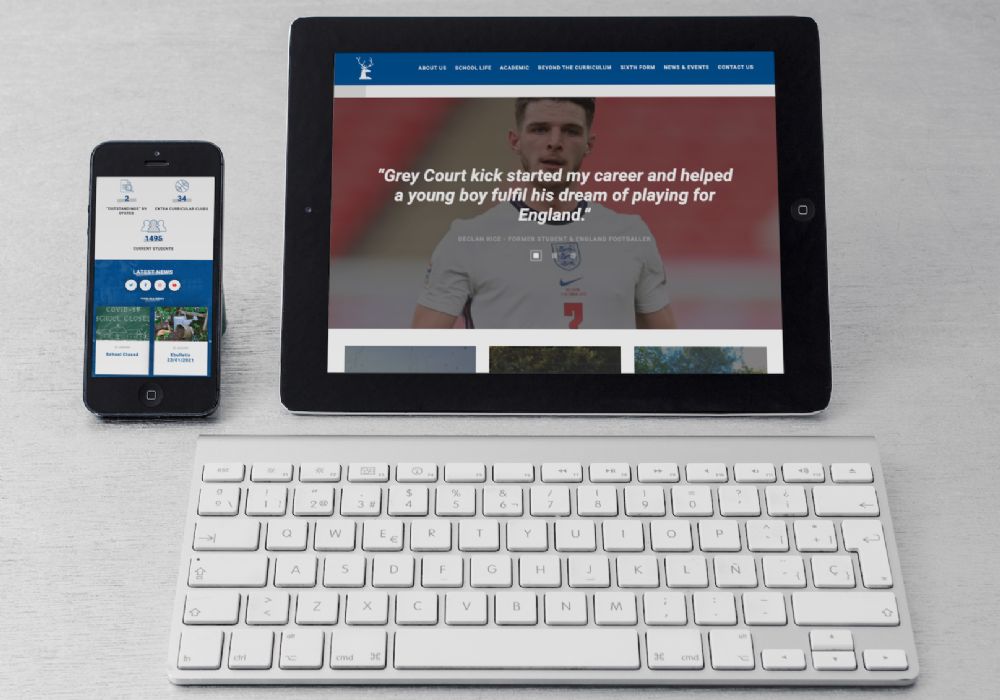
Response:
[792,592,899,626]
[189,554,269,587]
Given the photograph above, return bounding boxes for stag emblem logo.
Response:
[357,56,374,81]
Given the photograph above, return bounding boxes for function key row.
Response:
[203,462,875,485]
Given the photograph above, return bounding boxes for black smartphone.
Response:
[84,141,224,417]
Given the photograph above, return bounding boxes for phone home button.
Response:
[140,383,164,408]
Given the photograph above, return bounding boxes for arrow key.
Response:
[761,648,806,670]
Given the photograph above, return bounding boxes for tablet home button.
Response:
[140,383,164,408]
[791,198,816,222]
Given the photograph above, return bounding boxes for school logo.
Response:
[551,242,581,271]
[357,56,374,80]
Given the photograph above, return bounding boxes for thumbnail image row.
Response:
[344,346,767,374]
[95,306,209,342]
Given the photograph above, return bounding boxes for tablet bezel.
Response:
[281,16,830,414]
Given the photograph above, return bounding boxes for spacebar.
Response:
[394,629,640,669]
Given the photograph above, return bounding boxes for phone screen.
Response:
[91,176,215,377]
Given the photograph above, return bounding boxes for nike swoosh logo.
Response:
[559,277,583,287]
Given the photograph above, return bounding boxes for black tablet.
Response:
[281,16,830,414]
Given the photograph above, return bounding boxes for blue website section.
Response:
[334,52,774,86]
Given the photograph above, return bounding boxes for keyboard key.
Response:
[299,462,341,482]
[444,462,486,483]
[314,521,356,551]
[470,555,512,587]
[762,556,806,588]
[594,593,637,625]
[177,629,223,669]
[251,462,293,482]
[694,592,737,625]
[664,555,708,587]
[540,462,582,483]
[544,592,587,625]
[624,486,666,517]
[245,487,287,516]
[388,486,429,516]
[372,554,414,587]
[492,463,534,483]
[396,592,438,625]
[671,486,713,516]
[494,592,537,625]
[396,462,437,482]
[436,486,476,516]
[506,522,548,551]
[228,630,273,669]
[842,520,893,588]
[733,463,775,483]
[793,520,837,552]
[188,554,268,587]
[280,630,324,669]
[589,463,631,482]
[764,486,808,516]
[863,649,908,671]
[362,520,404,551]
[568,555,610,587]
[519,555,561,587]
[445,592,487,625]
[810,556,856,588]
[686,463,727,482]
[346,592,389,625]
[602,521,644,551]
[811,650,857,670]
[193,521,259,551]
[292,486,334,516]
[650,521,693,552]
[697,520,741,551]
[266,521,308,551]
[709,629,754,669]
[810,629,853,651]
[483,486,523,516]
[459,520,500,551]
[410,520,452,551]
[530,486,570,516]
[323,555,366,587]
[713,556,757,588]
[791,592,899,625]
[202,462,244,482]
[761,648,806,670]
[296,592,339,624]
[745,521,788,552]
[330,630,387,668]
[555,520,596,552]
[340,486,381,516]
[577,485,618,516]
[394,629,640,669]
[347,463,389,482]
[812,485,879,516]
[183,591,240,625]
[741,592,786,625]
[831,463,873,483]
[198,486,240,516]
[422,555,463,587]
[616,555,659,587]
[643,592,687,625]
[637,462,679,483]
[718,486,761,516]
[781,463,824,482]
[247,592,290,625]
[646,629,703,669]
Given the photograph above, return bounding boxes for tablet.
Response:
[281,16,830,414]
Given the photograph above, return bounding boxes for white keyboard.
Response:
[168,435,918,686]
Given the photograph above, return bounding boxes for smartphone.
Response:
[84,141,223,417]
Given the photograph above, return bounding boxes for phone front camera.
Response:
[154,150,161,157]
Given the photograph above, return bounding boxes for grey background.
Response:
[1,0,998,697]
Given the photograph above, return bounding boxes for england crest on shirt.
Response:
[551,242,581,271]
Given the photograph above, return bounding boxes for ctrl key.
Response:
[177,629,223,670]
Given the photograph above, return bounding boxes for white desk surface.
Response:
[2,0,998,696]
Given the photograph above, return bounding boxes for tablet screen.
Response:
[327,51,781,376]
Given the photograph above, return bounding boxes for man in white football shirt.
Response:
[412,97,677,329]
